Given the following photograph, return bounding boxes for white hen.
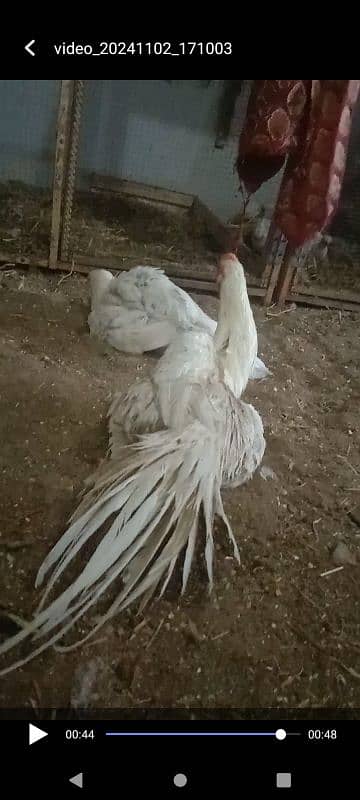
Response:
[88,264,271,381]
[0,254,265,674]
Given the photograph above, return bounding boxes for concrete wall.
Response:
[78,80,281,220]
[0,80,60,188]
[0,79,281,221]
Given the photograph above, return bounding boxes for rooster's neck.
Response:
[214,277,257,398]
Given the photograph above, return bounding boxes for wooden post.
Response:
[60,80,85,262]
[272,243,296,305]
[260,219,278,289]
[263,229,288,306]
[49,80,75,268]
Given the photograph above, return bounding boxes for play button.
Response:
[69,773,83,789]
[29,723,48,745]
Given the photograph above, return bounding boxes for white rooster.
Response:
[0,254,266,674]
[88,264,271,381]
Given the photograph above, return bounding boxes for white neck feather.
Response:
[89,270,113,309]
[214,272,257,398]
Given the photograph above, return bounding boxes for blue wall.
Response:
[78,80,281,220]
[0,80,280,221]
[0,80,60,188]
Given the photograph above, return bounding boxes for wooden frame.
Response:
[90,174,194,209]
[1,79,360,312]
[48,80,272,292]
[271,244,297,306]
[2,244,359,309]
[49,80,74,267]
[264,237,360,310]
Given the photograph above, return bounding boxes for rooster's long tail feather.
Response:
[0,423,238,675]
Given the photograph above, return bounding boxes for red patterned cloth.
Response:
[237,80,360,247]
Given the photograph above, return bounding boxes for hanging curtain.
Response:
[237,80,360,247]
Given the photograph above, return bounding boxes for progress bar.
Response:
[105,729,299,739]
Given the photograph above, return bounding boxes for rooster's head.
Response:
[217,253,246,289]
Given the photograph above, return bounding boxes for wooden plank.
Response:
[0,253,86,276]
[0,248,259,289]
[74,253,217,282]
[264,157,297,304]
[273,250,297,305]
[91,174,194,209]
[247,286,266,297]
[0,250,266,300]
[49,80,74,268]
[260,219,279,289]
[0,254,218,292]
[0,252,49,269]
[171,278,216,295]
[293,284,360,304]
[1,249,357,309]
[74,253,263,289]
[289,292,360,312]
[260,259,274,290]
[74,255,266,296]
[264,241,288,305]
[175,278,265,298]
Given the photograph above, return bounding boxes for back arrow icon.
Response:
[25,40,35,56]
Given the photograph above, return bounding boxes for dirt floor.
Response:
[0,267,360,714]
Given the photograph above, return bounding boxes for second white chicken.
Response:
[88,265,271,382]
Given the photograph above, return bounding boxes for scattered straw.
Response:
[56,262,75,288]
[337,455,360,477]
[320,566,344,578]
[211,630,229,641]
[266,305,296,318]
[146,618,164,650]
[129,618,148,641]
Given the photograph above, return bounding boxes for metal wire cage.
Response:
[48,80,284,300]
